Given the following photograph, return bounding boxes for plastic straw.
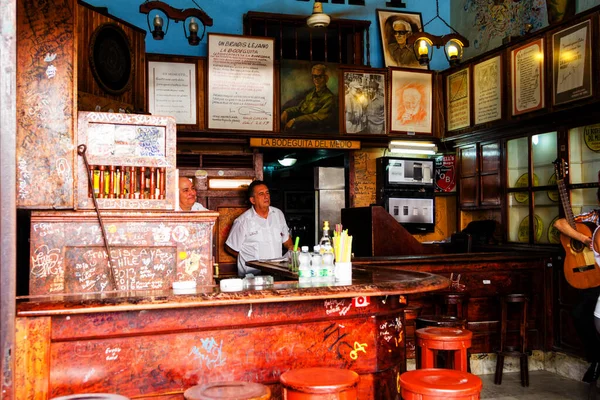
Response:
[293,236,300,251]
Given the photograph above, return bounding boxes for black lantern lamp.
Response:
[140,0,213,46]
[407,0,469,67]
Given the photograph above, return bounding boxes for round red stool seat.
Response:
[400,368,482,400]
[416,327,473,372]
[279,367,359,399]
[51,395,130,400]
[184,381,271,400]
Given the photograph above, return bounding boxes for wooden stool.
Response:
[415,315,467,369]
[184,381,271,400]
[279,367,359,399]
[399,368,482,400]
[435,291,469,319]
[51,396,130,400]
[416,327,473,372]
[494,293,529,387]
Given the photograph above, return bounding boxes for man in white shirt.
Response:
[177,177,208,211]
[226,180,293,277]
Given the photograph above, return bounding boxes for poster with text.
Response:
[446,68,470,131]
[511,39,545,116]
[474,56,502,124]
[148,61,197,125]
[552,19,592,106]
[208,34,275,131]
[435,154,456,193]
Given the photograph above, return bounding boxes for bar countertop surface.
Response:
[16,262,449,316]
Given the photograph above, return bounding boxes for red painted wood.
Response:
[400,369,482,400]
[184,381,271,400]
[280,367,358,399]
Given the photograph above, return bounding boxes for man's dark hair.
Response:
[247,180,267,201]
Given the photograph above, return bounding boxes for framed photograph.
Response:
[446,67,470,131]
[390,68,433,135]
[551,19,593,106]
[474,55,503,125]
[148,60,197,126]
[280,60,339,134]
[511,38,545,116]
[207,33,275,131]
[341,68,387,135]
[284,191,314,213]
[377,9,426,69]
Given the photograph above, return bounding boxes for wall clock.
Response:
[89,23,133,95]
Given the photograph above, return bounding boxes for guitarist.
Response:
[553,172,600,383]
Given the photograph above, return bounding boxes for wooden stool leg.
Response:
[415,345,421,369]
[422,347,435,369]
[520,353,529,387]
[494,354,504,385]
[454,348,468,372]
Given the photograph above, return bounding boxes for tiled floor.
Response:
[480,371,598,399]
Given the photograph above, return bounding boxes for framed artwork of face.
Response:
[390,68,433,135]
[377,10,427,70]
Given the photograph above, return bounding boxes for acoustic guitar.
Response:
[553,159,600,289]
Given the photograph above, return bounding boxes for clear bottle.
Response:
[321,251,334,283]
[319,220,331,254]
[298,246,312,285]
[311,246,322,282]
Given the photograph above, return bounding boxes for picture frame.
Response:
[510,38,545,116]
[148,59,198,126]
[340,67,387,135]
[551,19,593,106]
[207,33,275,131]
[473,55,503,125]
[280,60,339,134]
[446,67,470,131]
[376,9,427,69]
[389,68,433,135]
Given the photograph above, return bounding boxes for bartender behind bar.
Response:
[226,180,293,277]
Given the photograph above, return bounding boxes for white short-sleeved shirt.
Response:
[225,206,290,276]
[176,202,208,211]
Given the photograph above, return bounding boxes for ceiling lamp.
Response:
[139,0,213,46]
[307,1,331,28]
[406,0,469,67]
[389,140,438,155]
[278,156,297,167]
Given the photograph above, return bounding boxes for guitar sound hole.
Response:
[571,239,585,252]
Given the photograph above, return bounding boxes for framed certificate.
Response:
[511,38,545,116]
[446,67,470,131]
[474,55,502,124]
[551,19,593,106]
[148,60,197,126]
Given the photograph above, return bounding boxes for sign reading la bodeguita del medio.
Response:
[250,137,361,150]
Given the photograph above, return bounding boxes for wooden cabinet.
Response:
[458,141,502,209]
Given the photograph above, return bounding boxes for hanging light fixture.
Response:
[307,1,331,28]
[406,0,469,67]
[139,0,213,46]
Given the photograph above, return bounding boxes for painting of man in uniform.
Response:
[342,71,387,135]
[377,10,426,69]
[280,60,339,134]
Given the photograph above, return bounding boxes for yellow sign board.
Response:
[250,137,361,150]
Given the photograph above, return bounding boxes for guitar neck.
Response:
[557,178,577,230]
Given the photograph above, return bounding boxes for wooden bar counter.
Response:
[15,265,448,400]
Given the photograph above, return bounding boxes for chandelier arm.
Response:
[139,1,213,27]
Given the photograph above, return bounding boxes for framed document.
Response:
[341,67,387,135]
[511,38,545,116]
[390,68,433,135]
[474,55,502,124]
[551,19,593,106]
[208,33,275,131]
[148,60,197,126]
[446,67,470,131]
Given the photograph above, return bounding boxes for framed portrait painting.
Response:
[377,9,426,69]
[390,68,433,135]
[341,68,387,135]
[551,19,593,106]
[280,60,339,134]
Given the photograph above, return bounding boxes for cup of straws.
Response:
[333,224,353,283]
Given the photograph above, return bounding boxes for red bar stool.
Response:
[51,396,129,400]
[184,381,271,400]
[415,315,467,370]
[399,368,482,400]
[279,367,359,399]
[416,326,473,372]
[494,293,530,387]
